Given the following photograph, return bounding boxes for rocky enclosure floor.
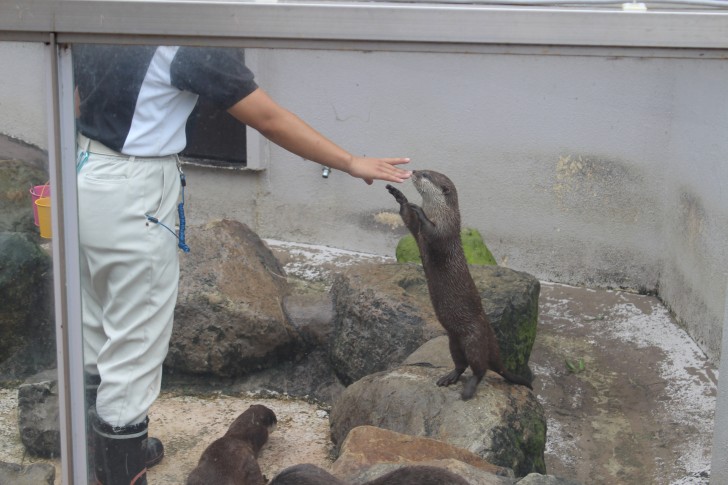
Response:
[0,240,717,484]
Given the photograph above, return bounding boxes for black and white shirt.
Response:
[74,45,258,157]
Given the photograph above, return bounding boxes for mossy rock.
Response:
[394,235,421,263]
[0,232,54,380]
[395,228,497,265]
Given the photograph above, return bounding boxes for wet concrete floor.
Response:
[532,282,716,485]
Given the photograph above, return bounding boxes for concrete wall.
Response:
[658,66,728,365]
[1,42,726,364]
[0,42,48,149]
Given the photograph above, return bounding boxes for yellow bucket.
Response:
[35,197,52,239]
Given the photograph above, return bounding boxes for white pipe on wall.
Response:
[711,279,728,482]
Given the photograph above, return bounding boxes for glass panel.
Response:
[0,41,62,483]
[67,37,726,485]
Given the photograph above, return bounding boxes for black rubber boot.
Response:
[142,435,164,468]
[91,409,149,485]
[84,372,164,474]
[85,373,102,484]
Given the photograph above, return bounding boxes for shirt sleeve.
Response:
[170,47,258,110]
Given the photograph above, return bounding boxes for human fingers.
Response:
[374,158,412,183]
[381,157,411,167]
[348,156,411,184]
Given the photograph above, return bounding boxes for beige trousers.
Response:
[77,134,181,427]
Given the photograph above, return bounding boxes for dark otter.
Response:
[268,464,470,485]
[387,170,533,400]
[268,464,346,485]
[186,404,277,485]
[365,465,471,485]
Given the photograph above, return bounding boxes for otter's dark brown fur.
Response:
[387,170,533,400]
[269,464,469,485]
[268,464,346,485]
[186,404,277,485]
[365,465,471,485]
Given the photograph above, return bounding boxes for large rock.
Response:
[329,264,434,385]
[222,290,343,403]
[0,461,55,485]
[332,425,514,484]
[17,369,60,458]
[226,348,345,404]
[166,220,297,377]
[282,292,334,349]
[330,343,546,477]
[0,232,54,382]
[473,265,540,382]
[329,263,539,385]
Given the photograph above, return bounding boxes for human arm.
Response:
[227,88,411,185]
[74,87,80,118]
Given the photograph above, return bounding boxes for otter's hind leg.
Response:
[461,337,489,400]
[437,335,468,387]
[461,372,485,400]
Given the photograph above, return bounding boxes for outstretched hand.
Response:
[348,156,411,185]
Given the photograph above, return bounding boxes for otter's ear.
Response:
[441,185,451,195]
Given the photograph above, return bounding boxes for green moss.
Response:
[395,228,497,265]
[520,412,547,474]
[395,235,421,263]
[506,306,538,372]
[492,410,547,476]
[461,228,497,265]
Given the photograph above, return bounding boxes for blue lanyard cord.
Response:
[145,170,190,253]
[177,173,190,252]
[76,151,89,173]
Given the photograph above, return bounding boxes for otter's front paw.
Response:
[410,204,434,226]
[386,184,408,205]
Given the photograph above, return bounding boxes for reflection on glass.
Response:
[0,41,61,481]
[73,43,257,484]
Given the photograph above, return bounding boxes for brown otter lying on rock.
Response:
[268,463,470,485]
[186,404,277,485]
[387,170,533,400]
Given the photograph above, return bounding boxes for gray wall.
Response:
[0,42,48,148]
[1,43,727,364]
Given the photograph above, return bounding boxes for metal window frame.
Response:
[2,0,728,49]
[2,1,728,483]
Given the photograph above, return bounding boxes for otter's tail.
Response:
[497,369,533,390]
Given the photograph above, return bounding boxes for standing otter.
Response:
[386,170,532,400]
[186,404,277,485]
